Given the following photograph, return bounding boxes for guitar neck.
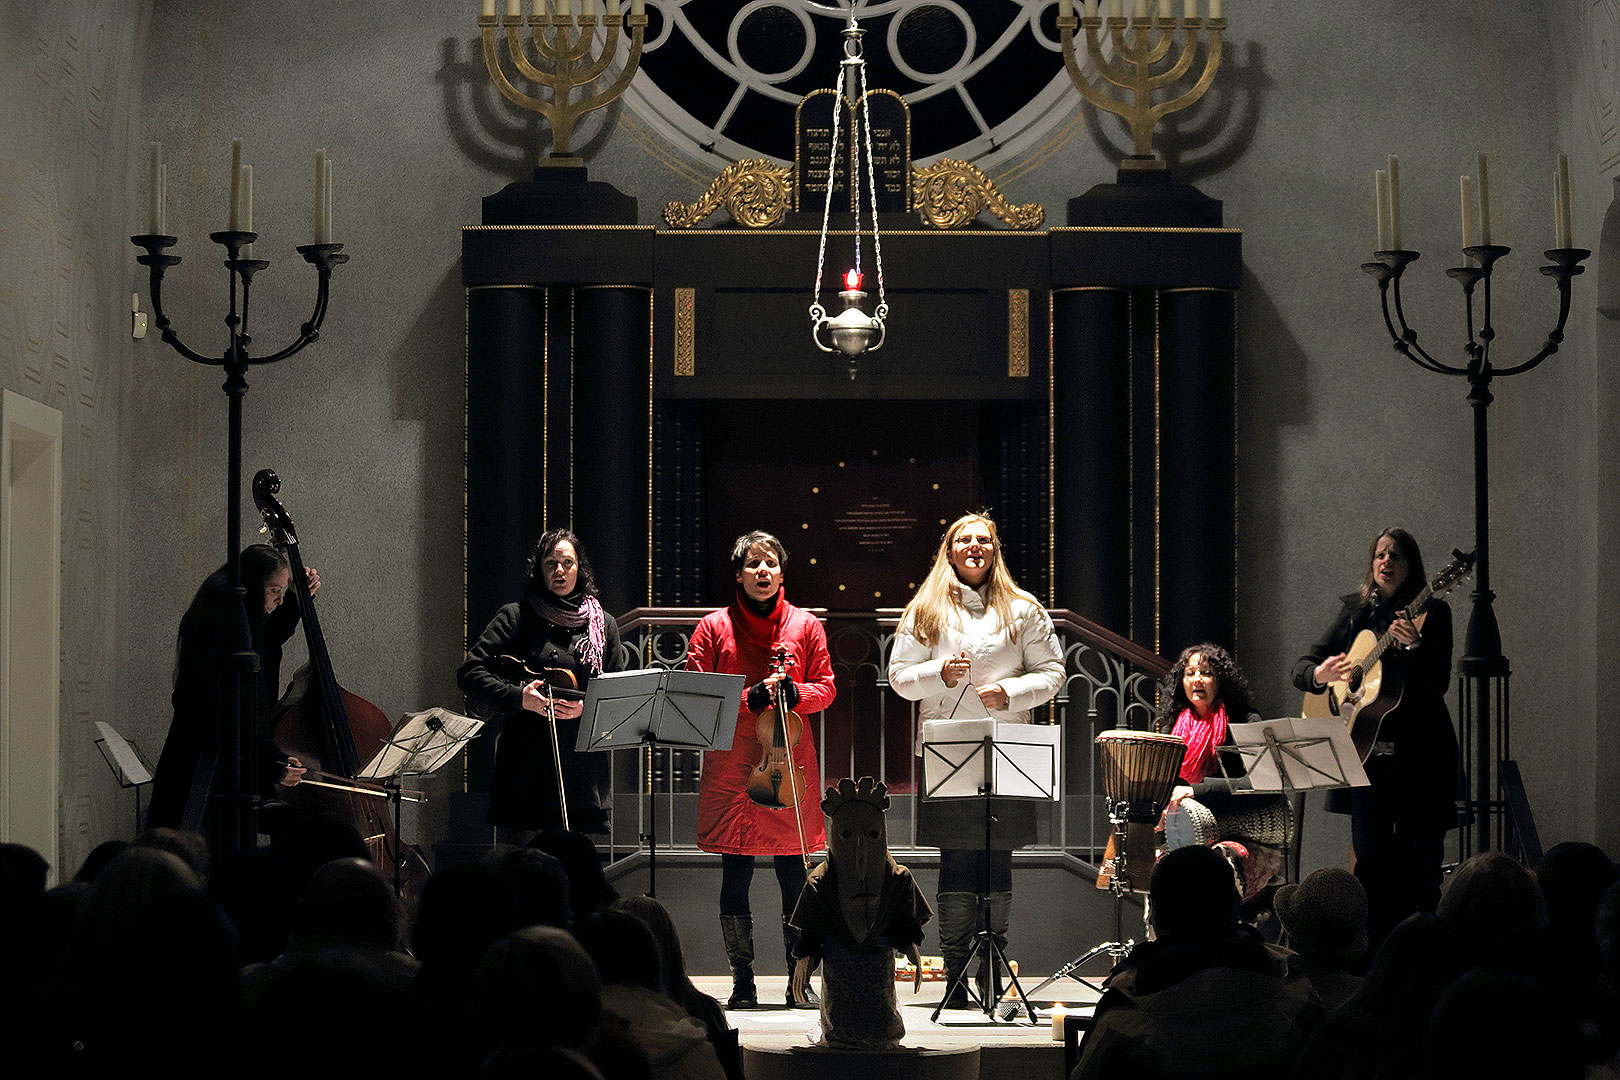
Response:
[1365,585,1435,666]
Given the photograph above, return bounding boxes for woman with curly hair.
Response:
[1157,643,1290,901]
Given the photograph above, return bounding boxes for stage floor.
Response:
[696,973,1100,1080]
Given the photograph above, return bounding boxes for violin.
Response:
[485,654,583,701]
[745,645,814,837]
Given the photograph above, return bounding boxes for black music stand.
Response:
[1227,717,1369,883]
[921,720,1059,1026]
[357,707,482,894]
[576,668,743,897]
[94,721,153,835]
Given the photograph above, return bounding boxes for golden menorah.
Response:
[1057,0,1227,170]
[478,1,648,165]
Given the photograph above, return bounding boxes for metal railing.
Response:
[605,607,1168,862]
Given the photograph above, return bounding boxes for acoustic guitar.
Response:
[1301,549,1475,761]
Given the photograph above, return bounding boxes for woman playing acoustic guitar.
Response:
[1292,527,1458,947]
[686,530,836,1009]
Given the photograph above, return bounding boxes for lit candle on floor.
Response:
[1051,1004,1069,1041]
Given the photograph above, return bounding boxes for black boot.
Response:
[936,891,978,1009]
[783,917,819,1007]
[720,915,758,1009]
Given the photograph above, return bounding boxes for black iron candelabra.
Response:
[1362,239,1588,856]
[131,227,346,862]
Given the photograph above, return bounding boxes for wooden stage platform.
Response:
[695,974,1099,1080]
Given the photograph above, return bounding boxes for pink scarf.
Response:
[1170,702,1229,784]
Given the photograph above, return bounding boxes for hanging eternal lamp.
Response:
[809,6,889,380]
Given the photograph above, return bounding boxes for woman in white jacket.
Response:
[887,512,1064,1008]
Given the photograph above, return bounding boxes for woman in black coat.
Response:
[458,529,621,842]
[1292,528,1457,941]
[147,544,312,831]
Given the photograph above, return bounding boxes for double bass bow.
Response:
[253,468,428,893]
[745,645,813,869]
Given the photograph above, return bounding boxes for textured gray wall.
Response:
[5,1,1611,869]
[0,1,150,877]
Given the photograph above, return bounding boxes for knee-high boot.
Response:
[782,916,820,1007]
[720,915,757,1009]
[936,891,979,1008]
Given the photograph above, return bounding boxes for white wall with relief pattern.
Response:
[0,1,150,876]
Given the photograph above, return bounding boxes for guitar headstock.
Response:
[252,468,299,549]
[1432,548,1477,596]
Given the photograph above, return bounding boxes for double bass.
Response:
[253,468,428,893]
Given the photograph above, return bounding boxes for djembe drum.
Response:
[1094,730,1186,892]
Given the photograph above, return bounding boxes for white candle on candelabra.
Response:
[1208,0,1220,17]
[1375,169,1391,251]
[1059,0,1073,19]
[1556,152,1573,249]
[1109,0,1123,17]
[507,0,521,16]
[1185,0,1198,18]
[158,164,168,236]
[482,0,495,16]
[1387,154,1402,250]
[314,148,328,244]
[556,0,569,14]
[1158,0,1172,18]
[1460,174,1474,253]
[1476,151,1491,246]
[583,0,595,16]
[1134,0,1148,19]
[228,138,243,231]
[631,0,643,15]
[241,164,253,258]
[148,142,163,235]
[606,0,620,14]
[325,157,335,245]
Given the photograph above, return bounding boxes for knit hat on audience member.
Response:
[1275,867,1370,966]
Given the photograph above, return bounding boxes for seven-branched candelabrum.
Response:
[1056,1,1228,170]
[478,3,648,163]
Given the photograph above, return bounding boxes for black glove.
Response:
[746,678,800,712]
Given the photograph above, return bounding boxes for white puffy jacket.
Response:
[887,581,1065,733]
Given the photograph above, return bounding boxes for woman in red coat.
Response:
[686,530,836,1009]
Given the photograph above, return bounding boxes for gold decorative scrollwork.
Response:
[662,159,795,229]
[912,159,1046,230]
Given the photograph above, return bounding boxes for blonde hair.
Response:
[898,513,1032,647]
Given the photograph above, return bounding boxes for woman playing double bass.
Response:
[147,543,313,832]
[686,530,836,1009]
[459,529,622,845]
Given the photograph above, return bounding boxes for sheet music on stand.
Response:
[95,721,153,787]
[920,718,1061,802]
[1225,717,1371,794]
[358,707,483,781]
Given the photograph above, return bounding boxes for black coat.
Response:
[1291,593,1458,829]
[147,590,301,831]
[457,598,622,833]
